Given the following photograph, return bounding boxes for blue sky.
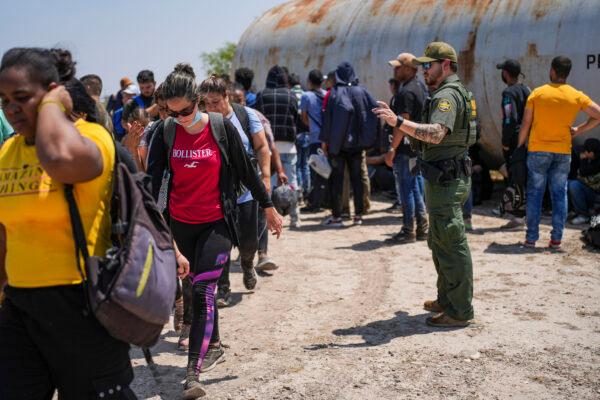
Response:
[1,0,288,97]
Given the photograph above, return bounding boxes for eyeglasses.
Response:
[167,102,196,118]
[421,60,441,71]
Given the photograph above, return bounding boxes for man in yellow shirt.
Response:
[518,56,600,249]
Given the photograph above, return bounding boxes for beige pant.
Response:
[342,150,371,214]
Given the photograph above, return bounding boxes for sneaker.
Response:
[386,201,402,213]
[182,373,206,399]
[216,287,231,308]
[256,257,278,271]
[178,324,191,351]
[492,206,502,216]
[464,218,473,231]
[385,230,416,245]
[322,216,344,228]
[416,220,428,241]
[522,240,536,248]
[200,345,226,373]
[571,215,589,225]
[548,240,562,250]
[290,220,302,229]
[341,212,351,220]
[426,312,471,328]
[173,297,184,333]
[242,266,257,290]
[353,216,363,226]
[423,299,444,313]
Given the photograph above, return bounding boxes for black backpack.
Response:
[65,140,177,347]
[583,214,600,249]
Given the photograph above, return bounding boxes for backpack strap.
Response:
[133,95,145,109]
[231,103,253,146]
[208,112,230,166]
[162,117,177,172]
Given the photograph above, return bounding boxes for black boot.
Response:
[416,216,429,241]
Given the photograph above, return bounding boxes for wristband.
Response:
[395,115,404,128]
[38,100,66,113]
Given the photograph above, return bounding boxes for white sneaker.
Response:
[290,220,301,229]
[571,215,589,225]
[322,216,344,228]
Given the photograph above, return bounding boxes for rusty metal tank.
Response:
[233,0,600,166]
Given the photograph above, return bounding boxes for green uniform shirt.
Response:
[421,74,468,162]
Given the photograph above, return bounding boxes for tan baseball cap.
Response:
[413,42,458,64]
[388,53,417,68]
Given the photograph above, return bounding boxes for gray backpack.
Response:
[65,142,177,347]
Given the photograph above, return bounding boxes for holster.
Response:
[418,157,472,184]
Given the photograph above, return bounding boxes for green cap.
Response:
[413,42,458,65]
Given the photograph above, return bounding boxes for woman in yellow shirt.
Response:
[0,48,137,399]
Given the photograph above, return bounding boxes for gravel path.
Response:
[130,199,600,400]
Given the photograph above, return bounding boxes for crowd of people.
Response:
[0,40,599,399]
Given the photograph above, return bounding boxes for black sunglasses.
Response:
[167,101,197,118]
[422,60,441,71]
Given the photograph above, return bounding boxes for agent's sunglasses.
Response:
[421,60,441,71]
[167,101,197,118]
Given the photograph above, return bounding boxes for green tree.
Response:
[201,42,237,78]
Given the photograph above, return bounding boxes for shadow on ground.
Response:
[484,241,551,254]
[305,311,463,350]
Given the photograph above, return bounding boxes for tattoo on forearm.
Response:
[409,123,447,144]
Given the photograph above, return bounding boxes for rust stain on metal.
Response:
[527,43,539,57]
[268,3,287,16]
[274,0,318,30]
[370,0,387,15]
[267,47,281,67]
[309,0,336,24]
[317,54,325,70]
[274,0,335,31]
[321,35,336,47]
[304,55,312,68]
[532,0,555,20]
[459,30,477,84]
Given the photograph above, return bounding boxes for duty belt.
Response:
[417,156,472,183]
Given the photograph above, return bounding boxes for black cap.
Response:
[496,59,521,78]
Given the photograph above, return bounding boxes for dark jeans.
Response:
[392,152,427,230]
[0,285,136,400]
[218,200,258,292]
[330,150,364,218]
[170,218,232,373]
[526,152,570,242]
[463,189,473,220]
[297,145,311,195]
[569,179,597,216]
[257,207,268,255]
[308,143,328,208]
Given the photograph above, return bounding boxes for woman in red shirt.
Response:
[156,63,282,399]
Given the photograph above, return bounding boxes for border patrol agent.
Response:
[373,42,476,327]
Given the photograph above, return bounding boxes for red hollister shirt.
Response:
[169,123,224,224]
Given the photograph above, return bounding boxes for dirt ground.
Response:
[130,198,600,400]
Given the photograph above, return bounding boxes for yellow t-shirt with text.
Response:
[526,83,592,154]
[0,119,114,288]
